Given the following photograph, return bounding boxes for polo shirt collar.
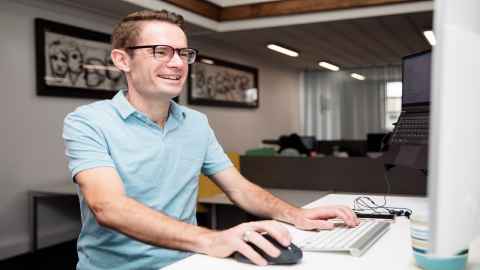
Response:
[168,99,187,121]
[112,90,136,119]
[112,90,186,121]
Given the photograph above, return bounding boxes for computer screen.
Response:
[402,51,432,106]
[429,0,480,256]
[367,133,387,152]
[300,136,316,151]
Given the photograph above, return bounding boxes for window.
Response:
[385,81,402,131]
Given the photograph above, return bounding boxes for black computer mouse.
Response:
[233,234,303,265]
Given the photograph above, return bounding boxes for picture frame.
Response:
[188,55,259,108]
[35,18,126,99]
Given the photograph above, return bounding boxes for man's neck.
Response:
[126,90,171,127]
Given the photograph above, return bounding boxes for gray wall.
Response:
[0,0,301,259]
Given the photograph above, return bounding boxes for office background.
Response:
[0,0,301,259]
[0,0,432,262]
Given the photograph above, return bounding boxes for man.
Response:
[63,10,359,270]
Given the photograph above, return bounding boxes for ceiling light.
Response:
[318,61,339,71]
[423,30,436,46]
[266,44,299,57]
[351,73,366,80]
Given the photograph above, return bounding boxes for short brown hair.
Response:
[111,9,184,49]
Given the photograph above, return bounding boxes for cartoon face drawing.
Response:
[67,46,84,74]
[48,41,68,78]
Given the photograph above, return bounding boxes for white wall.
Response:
[0,0,300,259]
[184,38,301,153]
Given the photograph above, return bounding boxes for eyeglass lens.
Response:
[153,46,196,64]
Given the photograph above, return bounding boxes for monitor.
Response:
[402,51,432,107]
[381,50,431,170]
[429,0,480,256]
[367,133,387,152]
[300,136,316,151]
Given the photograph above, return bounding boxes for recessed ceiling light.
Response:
[423,30,436,46]
[318,61,340,71]
[351,73,366,80]
[266,44,299,57]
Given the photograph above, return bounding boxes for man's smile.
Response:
[158,74,181,80]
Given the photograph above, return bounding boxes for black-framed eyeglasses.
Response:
[126,44,198,64]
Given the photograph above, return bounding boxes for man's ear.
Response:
[111,49,131,73]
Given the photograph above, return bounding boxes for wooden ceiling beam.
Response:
[162,0,221,21]
[220,0,427,21]
[163,0,428,22]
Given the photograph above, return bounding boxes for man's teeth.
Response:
[159,75,181,80]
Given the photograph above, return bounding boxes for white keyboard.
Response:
[294,220,390,256]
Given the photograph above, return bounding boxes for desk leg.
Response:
[210,204,217,230]
[32,195,38,252]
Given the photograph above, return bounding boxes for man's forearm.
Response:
[211,168,303,225]
[93,195,212,253]
[226,180,301,225]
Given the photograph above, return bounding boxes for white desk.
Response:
[198,189,330,229]
[166,193,480,270]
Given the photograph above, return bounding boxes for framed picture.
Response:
[188,55,259,108]
[35,18,126,99]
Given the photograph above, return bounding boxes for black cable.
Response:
[352,130,413,218]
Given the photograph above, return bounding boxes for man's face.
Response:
[127,21,188,99]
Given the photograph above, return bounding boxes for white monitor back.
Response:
[429,0,480,256]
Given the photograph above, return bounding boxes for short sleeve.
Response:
[201,120,233,176]
[63,109,115,180]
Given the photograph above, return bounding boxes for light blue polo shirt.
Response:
[63,90,233,270]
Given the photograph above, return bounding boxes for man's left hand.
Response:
[290,205,360,230]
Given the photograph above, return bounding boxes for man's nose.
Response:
[168,51,184,67]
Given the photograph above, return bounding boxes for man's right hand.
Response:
[200,220,291,266]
